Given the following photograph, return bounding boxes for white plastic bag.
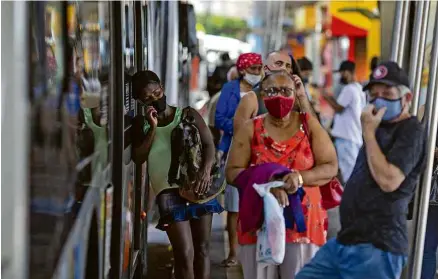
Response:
[253,181,286,265]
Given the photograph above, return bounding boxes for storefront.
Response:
[329,0,380,82]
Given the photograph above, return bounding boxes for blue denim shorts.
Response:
[296,238,407,279]
[155,188,223,231]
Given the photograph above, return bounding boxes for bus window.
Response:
[420,1,437,107]
[142,1,149,70]
[124,1,136,125]
[74,1,110,193]
[69,1,112,277]
[29,2,74,278]
[122,2,136,277]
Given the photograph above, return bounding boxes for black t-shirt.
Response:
[338,117,426,255]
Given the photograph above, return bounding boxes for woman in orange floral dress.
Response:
[226,71,338,279]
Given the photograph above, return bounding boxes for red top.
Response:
[238,114,327,246]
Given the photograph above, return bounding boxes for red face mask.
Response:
[263,96,295,119]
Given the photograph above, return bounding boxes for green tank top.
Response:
[146,107,183,195]
[83,108,108,175]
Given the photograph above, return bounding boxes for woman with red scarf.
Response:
[215,52,263,267]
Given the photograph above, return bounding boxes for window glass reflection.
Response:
[420,1,437,107]
[72,1,110,194]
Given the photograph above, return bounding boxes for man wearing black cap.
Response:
[323,60,366,185]
[297,61,426,279]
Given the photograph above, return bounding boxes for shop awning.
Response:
[331,15,368,37]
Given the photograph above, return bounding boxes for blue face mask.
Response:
[370,97,403,121]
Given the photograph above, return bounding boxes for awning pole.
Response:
[390,1,404,63]
[407,1,431,270]
[397,1,411,67]
[410,4,438,278]
[409,1,431,116]
[390,1,411,65]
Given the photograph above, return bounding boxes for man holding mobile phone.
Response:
[297,61,427,279]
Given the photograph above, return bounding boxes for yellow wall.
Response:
[366,19,381,76]
[329,1,375,31]
[329,0,381,77]
[294,5,317,32]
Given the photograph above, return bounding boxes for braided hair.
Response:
[132,70,161,99]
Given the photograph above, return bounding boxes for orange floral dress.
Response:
[238,114,327,246]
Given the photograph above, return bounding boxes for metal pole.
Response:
[410,5,438,278]
[2,2,29,279]
[264,1,273,56]
[391,1,404,62]
[274,1,286,51]
[397,1,411,66]
[164,1,179,106]
[109,2,124,278]
[146,1,154,71]
[409,1,431,116]
[407,3,431,264]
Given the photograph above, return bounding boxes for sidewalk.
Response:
[146,204,243,279]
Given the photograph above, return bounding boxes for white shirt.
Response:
[331,82,366,145]
[240,91,250,98]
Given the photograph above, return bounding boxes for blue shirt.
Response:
[338,117,426,255]
[215,79,242,153]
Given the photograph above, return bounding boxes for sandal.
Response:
[220,259,239,267]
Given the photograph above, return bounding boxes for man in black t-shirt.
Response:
[297,61,426,279]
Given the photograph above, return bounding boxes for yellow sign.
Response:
[329,0,381,77]
[329,1,378,31]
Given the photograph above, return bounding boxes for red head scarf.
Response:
[236,52,262,72]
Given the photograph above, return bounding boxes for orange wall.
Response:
[355,38,368,82]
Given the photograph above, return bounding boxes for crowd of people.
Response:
[130,48,437,279]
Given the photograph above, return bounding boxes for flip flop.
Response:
[220,259,239,267]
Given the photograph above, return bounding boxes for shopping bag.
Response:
[253,181,286,265]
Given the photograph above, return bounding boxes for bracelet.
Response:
[296,171,304,187]
[143,122,150,134]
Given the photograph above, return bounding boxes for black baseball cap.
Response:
[298,57,313,71]
[363,61,410,91]
[334,60,355,72]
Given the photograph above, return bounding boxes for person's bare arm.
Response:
[361,105,411,193]
[418,104,425,121]
[323,95,345,113]
[132,108,157,164]
[364,132,406,192]
[225,120,253,185]
[291,75,318,117]
[297,95,319,117]
[233,92,258,133]
[300,114,338,185]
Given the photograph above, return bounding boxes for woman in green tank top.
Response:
[131,70,223,279]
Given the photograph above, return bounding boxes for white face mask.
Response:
[244,73,262,86]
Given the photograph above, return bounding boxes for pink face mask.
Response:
[263,95,295,119]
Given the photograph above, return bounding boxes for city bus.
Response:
[1,1,196,279]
